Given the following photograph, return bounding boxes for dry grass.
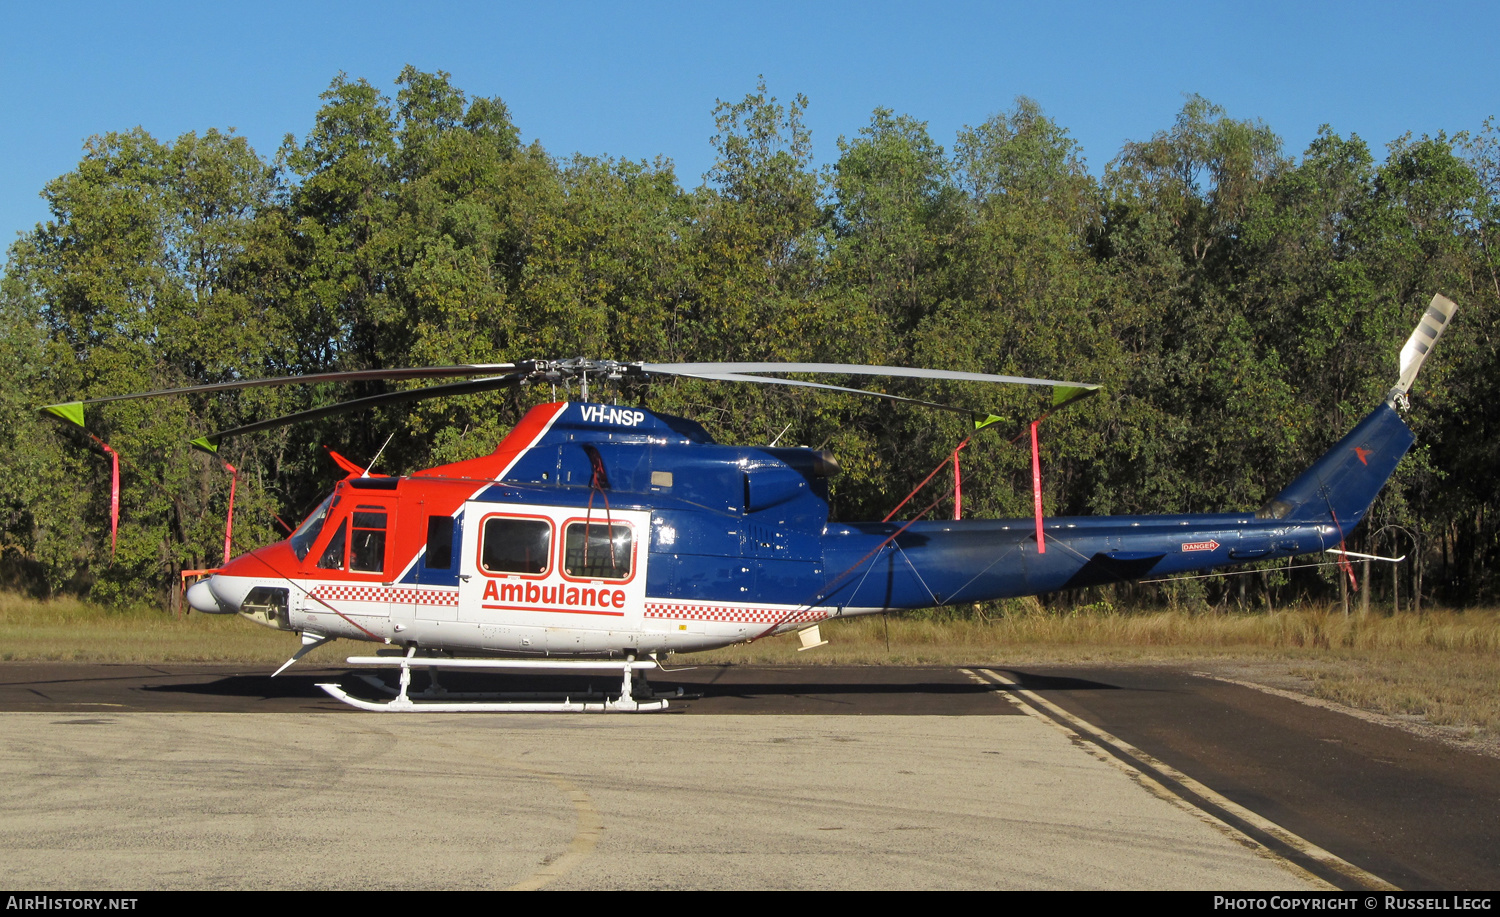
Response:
[0,593,346,666]
[2,593,1497,744]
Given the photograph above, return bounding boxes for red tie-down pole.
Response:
[84,432,121,560]
[220,461,239,566]
[1031,420,1045,554]
[952,441,969,520]
[973,384,1100,556]
[97,438,120,561]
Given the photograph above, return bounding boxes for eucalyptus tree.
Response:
[2,128,288,600]
[1097,96,1300,523]
[901,99,1115,526]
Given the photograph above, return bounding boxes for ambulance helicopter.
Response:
[44,296,1458,713]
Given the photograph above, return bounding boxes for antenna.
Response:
[364,432,396,478]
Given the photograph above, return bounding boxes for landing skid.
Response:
[316,649,672,713]
[356,673,609,702]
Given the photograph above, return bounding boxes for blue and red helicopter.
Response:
[43,295,1458,712]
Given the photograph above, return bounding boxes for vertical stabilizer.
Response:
[1258,403,1414,526]
[1263,294,1456,527]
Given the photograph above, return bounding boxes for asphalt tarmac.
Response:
[0,661,1495,890]
[998,666,1500,891]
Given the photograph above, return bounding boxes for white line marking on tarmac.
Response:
[959,667,1303,879]
[963,668,1399,891]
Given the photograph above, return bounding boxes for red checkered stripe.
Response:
[310,584,458,606]
[644,602,828,625]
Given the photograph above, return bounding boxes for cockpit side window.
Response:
[290,495,339,561]
[349,508,388,573]
[425,515,454,570]
[316,519,348,570]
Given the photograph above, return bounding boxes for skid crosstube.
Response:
[317,651,669,712]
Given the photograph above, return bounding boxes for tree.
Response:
[829,108,957,341]
[2,127,288,602]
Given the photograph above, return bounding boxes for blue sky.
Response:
[3,1,1497,250]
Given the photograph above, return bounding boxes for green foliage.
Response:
[3,75,1498,610]
[1,126,293,602]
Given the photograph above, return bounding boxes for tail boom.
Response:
[819,401,1415,612]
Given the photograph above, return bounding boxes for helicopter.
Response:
[42,295,1458,713]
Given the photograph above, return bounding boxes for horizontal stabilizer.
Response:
[1324,548,1406,563]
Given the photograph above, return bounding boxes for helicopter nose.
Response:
[186,578,236,614]
[185,580,221,613]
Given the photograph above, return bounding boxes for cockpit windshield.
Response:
[289,494,339,561]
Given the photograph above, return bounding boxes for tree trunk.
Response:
[1360,559,1370,617]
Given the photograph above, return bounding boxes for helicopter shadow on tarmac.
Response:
[140,665,1122,715]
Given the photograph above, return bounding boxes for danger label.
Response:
[1180,540,1220,552]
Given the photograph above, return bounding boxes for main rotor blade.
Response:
[46,363,527,412]
[640,362,1099,391]
[655,369,988,417]
[191,373,527,452]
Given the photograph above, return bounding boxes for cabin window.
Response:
[425,515,454,570]
[290,495,338,561]
[349,507,387,573]
[480,517,551,575]
[316,519,348,570]
[563,522,632,580]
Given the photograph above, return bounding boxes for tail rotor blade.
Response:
[1390,294,1458,399]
